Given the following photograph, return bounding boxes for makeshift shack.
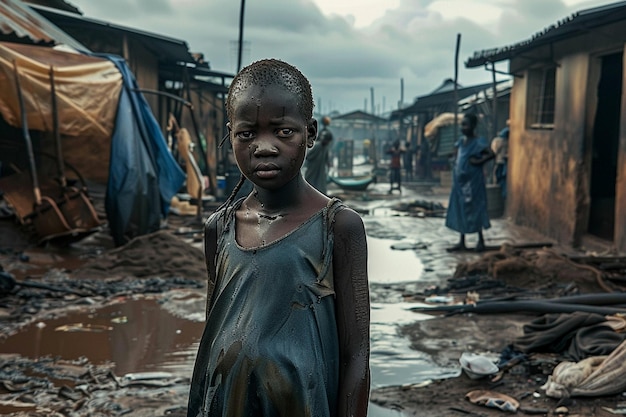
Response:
[0,41,184,245]
[423,112,460,185]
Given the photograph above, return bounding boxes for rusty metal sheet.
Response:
[0,0,87,50]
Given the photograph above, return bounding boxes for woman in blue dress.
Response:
[445,113,495,252]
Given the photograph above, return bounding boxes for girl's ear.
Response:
[227,122,233,141]
[306,118,318,148]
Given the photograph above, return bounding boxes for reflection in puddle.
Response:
[0,297,204,378]
[368,236,423,284]
[370,303,459,388]
[367,235,459,399]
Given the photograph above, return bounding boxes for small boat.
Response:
[328,175,376,192]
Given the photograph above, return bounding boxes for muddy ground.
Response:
[370,246,626,417]
[1,182,626,416]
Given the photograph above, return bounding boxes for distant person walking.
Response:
[445,113,495,252]
[386,139,404,193]
[305,116,333,194]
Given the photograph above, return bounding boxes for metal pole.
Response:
[453,33,461,139]
[49,66,66,188]
[491,62,498,140]
[237,0,246,72]
[13,60,41,205]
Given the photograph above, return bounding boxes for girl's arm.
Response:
[333,208,370,417]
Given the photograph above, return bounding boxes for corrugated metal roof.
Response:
[32,4,196,64]
[24,0,81,15]
[466,1,626,68]
[334,110,386,122]
[0,0,87,49]
[412,82,494,109]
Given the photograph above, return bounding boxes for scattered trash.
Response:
[466,389,519,412]
[424,295,454,304]
[390,241,428,250]
[459,352,499,380]
[602,406,626,415]
[122,371,174,381]
[542,340,626,398]
[110,316,128,324]
[54,323,113,332]
[118,371,183,387]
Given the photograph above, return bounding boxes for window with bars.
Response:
[527,66,556,129]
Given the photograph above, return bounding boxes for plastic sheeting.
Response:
[103,54,185,246]
[0,41,121,140]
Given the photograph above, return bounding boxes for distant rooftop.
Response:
[466,1,626,68]
[0,0,87,49]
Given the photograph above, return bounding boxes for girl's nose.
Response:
[253,137,279,156]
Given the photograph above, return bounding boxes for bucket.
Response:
[216,176,226,199]
[486,184,504,218]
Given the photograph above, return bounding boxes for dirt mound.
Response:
[453,246,624,294]
[75,230,206,281]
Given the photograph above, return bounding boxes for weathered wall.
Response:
[126,37,159,114]
[507,73,552,233]
[507,54,589,246]
[549,53,589,245]
[507,27,626,252]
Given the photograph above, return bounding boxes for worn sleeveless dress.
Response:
[187,198,344,417]
[445,136,491,233]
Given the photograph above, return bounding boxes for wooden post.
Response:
[237,0,246,72]
[491,62,498,140]
[453,33,461,141]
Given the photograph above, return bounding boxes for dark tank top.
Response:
[187,198,345,417]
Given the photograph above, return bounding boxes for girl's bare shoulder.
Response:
[333,206,365,238]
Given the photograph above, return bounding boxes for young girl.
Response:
[187,59,370,417]
[445,113,494,252]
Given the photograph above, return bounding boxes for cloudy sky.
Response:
[67,0,615,115]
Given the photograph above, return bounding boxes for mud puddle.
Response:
[0,296,204,378]
[366,233,460,417]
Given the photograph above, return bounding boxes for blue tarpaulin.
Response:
[102,55,185,246]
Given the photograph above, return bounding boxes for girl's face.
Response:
[228,84,317,191]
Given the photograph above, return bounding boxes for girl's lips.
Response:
[254,164,280,179]
[255,169,280,179]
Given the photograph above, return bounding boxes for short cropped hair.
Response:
[226,59,314,121]
[463,112,478,128]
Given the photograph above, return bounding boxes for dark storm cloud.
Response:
[67,0,615,113]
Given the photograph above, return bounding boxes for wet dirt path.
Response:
[0,181,556,416]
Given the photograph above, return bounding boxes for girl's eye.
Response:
[277,128,294,137]
[235,131,255,140]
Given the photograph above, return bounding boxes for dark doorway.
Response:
[588,52,622,240]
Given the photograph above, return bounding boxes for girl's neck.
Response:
[249,175,306,213]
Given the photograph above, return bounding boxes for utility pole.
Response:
[237,0,246,72]
[453,33,461,141]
